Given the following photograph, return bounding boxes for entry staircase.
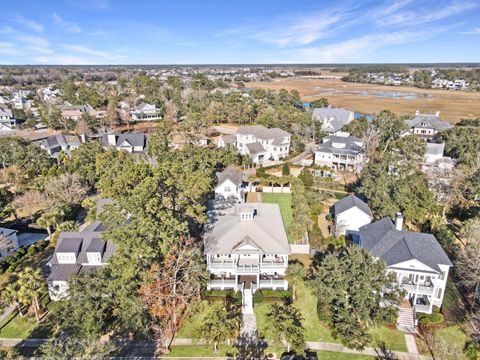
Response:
[397,300,417,333]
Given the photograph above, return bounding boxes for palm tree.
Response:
[1,283,24,317]
[17,267,46,322]
[286,262,306,301]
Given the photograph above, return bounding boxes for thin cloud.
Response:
[17,35,50,49]
[0,42,21,56]
[14,16,43,33]
[460,27,480,34]
[33,54,95,65]
[61,44,112,58]
[51,13,82,33]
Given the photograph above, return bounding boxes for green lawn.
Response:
[261,193,294,242]
[255,278,406,352]
[0,312,52,339]
[308,351,373,359]
[166,345,236,357]
[177,300,215,338]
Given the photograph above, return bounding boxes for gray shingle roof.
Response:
[203,203,291,255]
[246,142,266,155]
[406,114,453,131]
[333,194,372,217]
[220,134,236,145]
[102,133,147,150]
[359,217,452,273]
[426,142,445,156]
[237,125,290,146]
[316,134,363,155]
[216,167,243,186]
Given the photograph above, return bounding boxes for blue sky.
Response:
[1,0,480,64]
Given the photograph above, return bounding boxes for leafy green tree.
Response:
[64,141,104,188]
[310,98,329,108]
[200,296,241,352]
[441,127,480,168]
[265,303,306,352]
[39,336,117,360]
[1,283,24,317]
[282,162,290,176]
[308,246,401,350]
[286,261,305,301]
[371,110,406,152]
[0,187,13,219]
[344,116,369,138]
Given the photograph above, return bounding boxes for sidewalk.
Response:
[0,337,431,359]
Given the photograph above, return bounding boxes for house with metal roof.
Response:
[203,203,291,312]
[312,107,354,134]
[102,132,147,153]
[47,219,115,300]
[314,132,364,172]
[358,213,452,315]
[235,125,291,163]
[404,111,453,140]
[332,194,373,236]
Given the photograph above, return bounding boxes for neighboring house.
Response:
[203,203,291,295]
[59,103,104,121]
[332,194,373,237]
[42,86,62,102]
[37,134,81,158]
[47,220,115,300]
[131,102,162,121]
[314,132,364,172]
[0,227,19,258]
[217,134,236,148]
[404,111,453,140]
[312,107,354,134]
[0,122,16,136]
[358,214,452,314]
[215,167,245,203]
[0,105,16,127]
[102,133,147,153]
[424,143,445,164]
[422,142,456,174]
[235,125,291,163]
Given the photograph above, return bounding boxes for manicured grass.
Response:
[261,193,293,242]
[0,312,52,339]
[436,325,469,349]
[369,326,407,352]
[177,300,212,339]
[166,345,236,356]
[255,278,406,352]
[307,351,373,359]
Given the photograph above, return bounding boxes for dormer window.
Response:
[57,252,76,264]
[87,252,102,264]
[239,206,255,221]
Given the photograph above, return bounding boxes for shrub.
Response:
[203,290,241,301]
[36,240,47,249]
[326,213,333,221]
[254,289,292,303]
[253,291,264,304]
[418,308,444,325]
[282,163,290,176]
[27,245,37,255]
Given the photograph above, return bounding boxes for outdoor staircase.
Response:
[397,304,417,333]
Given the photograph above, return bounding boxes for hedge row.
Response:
[0,239,49,274]
[417,306,444,325]
[254,289,292,304]
[202,289,242,301]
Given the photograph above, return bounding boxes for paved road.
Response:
[0,337,431,360]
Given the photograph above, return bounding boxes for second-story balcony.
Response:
[401,280,434,295]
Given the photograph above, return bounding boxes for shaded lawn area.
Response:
[261,193,293,243]
[0,312,53,339]
[177,300,212,339]
[442,278,466,322]
[308,351,373,359]
[255,279,407,352]
[166,345,236,357]
[417,325,469,356]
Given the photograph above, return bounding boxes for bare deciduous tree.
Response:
[45,173,88,206]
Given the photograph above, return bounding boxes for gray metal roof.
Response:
[312,108,353,133]
[333,194,372,217]
[203,203,291,255]
[86,237,106,253]
[49,264,81,281]
[426,142,445,156]
[359,217,452,273]
[56,237,83,253]
[406,114,453,131]
[216,167,243,187]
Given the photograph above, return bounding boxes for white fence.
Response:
[290,244,311,254]
[261,186,291,193]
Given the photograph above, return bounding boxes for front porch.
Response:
[207,273,288,292]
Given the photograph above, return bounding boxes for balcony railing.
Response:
[209,259,235,268]
[259,279,287,290]
[415,304,432,313]
[208,279,236,289]
[236,264,259,273]
[401,282,434,294]
[260,260,287,267]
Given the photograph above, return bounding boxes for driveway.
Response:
[17,232,49,247]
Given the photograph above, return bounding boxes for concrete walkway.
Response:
[0,337,430,359]
[0,306,15,325]
[405,334,419,355]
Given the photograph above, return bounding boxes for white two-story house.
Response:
[215,167,245,204]
[403,111,453,141]
[203,203,291,297]
[47,218,115,300]
[235,125,291,163]
[332,194,373,237]
[314,132,364,172]
[0,105,16,127]
[131,102,162,121]
[358,213,452,314]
